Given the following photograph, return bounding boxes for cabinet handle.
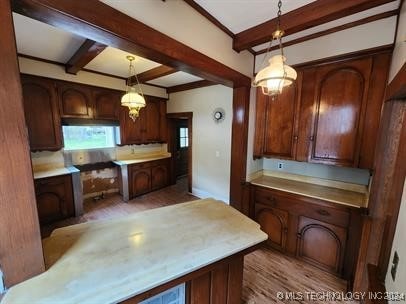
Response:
[293,135,298,141]
[316,209,330,216]
[309,135,314,141]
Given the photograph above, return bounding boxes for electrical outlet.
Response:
[391,251,399,281]
[277,162,284,170]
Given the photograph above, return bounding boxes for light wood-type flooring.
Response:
[41,177,353,304]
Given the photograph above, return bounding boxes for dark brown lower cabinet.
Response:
[128,159,169,199]
[252,185,360,282]
[34,175,75,224]
[297,216,347,275]
[255,204,288,252]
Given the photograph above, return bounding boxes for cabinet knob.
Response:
[293,135,298,141]
[309,135,314,141]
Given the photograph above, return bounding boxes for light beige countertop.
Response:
[33,166,79,180]
[1,199,266,304]
[250,171,368,208]
[113,152,171,166]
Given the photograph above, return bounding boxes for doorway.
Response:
[167,112,193,193]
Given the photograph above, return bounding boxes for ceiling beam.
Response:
[12,0,250,87]
[255,9,398,55]
[128,65,177,85]
[233,0,396,52]
[167,79,217,93]
[65,39,106,74]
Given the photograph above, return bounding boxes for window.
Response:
[179,127,189,148]
[62,126,116,150]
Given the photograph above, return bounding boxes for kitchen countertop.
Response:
[251,172,368,208]
[33,166,79,180]
[113,152,171,166]
[1,199,266,304]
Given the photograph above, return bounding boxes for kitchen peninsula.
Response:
[1,199,267,304]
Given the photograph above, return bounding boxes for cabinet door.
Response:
[262,74,302,159]
[309,58,372,167]
[297,216,347,275]
[119,106,144,144]
[93,88,121,120]
[130,168,151,197]
[34,175,74,224]
[143,100,161,142]
[58,82,93,118]
[255,203,289,252]
[151,164,168,191]
[21,75,62,151]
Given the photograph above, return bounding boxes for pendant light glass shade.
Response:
[253,55,297,96]
[252,0,297,97]
[121,87,146,121]
[121,55,146,121]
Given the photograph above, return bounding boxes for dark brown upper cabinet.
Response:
[254,72,302,159]
[57,81,93,118]
[92,88,121,120]
[118,96,167,145]
[308,57,372,167]
[21,74,62,151]
[253,51,391,170]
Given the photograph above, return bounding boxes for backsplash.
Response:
[262,158,371,185]
[31,144,168,200]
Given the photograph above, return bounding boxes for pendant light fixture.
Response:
[121,55,146,121]
[253,0,297,97]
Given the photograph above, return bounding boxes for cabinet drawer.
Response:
[254,186,350,227]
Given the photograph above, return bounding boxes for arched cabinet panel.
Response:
[34,175,75,225]
[151,165,168,191]
[255,203,288,252]
[297,216,347,275]
[57,82,93,118]
[21,75,62,151]
[130,168,152,197]
[309,58,372,166]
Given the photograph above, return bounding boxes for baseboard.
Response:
[192,187,229,204]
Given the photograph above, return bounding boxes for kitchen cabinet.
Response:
[119,96,167,145]
[297,216,347,275]
[255,203,288,252]
[151,163,168,190]
[127,159,169,199]
[92,88,121,120]
[308,57,372,167]
[254,72,302,159]
[21,74,63,151]
[253,51,391,169]
[57,81,93,118]
[34,174,75,224]
[251,185,360,279]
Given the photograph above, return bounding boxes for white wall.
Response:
[18,57,168,98]
[386,181,406,301]
[388,1,406,82]
[255,16,397,72]
[167,85,233,203]
[100,0,253,77]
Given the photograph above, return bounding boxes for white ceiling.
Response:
[194,0,317,33]
[147,72,203,87]
[13,13,86,63]
[252,1,400,52]
[12,13,202,88]
[84,47,161,77]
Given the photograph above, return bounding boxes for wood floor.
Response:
[41,178,353,303]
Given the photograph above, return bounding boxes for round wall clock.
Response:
[213,108,225,123]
